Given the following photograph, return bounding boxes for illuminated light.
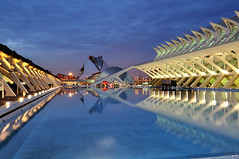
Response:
[28,95,32,99]
[185,91,188,101]
[212,100,217,105]
[13,58,21,63]
[69,93,73,97]
[34,93,38,97]
[2,123,10,133]
[5,101,11,108]
[12,123,20,130]
[25,110,30,115]
[19,97,24,102]
[69,72,73,76]
[28,111,33,116]
[172,91,175,99]
[23,91,26,97]
[33,108,37,112]
[153,91,156,97]
[211,71,217,75]
[221,70,229,74]
[223,101,229,107]
[166,91,169,99]
[0,130,10,142]
[102,81,108,84]
[193,95,197,103]
[176,91,181,100]
[202,91,206,104]
[22,115,29,123]
[102,87,108,91]
[39,92,42,95]
[17,115,22,121]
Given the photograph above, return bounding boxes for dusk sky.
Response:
[0,0,239,76]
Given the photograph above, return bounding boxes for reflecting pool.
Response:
[0,88,239,159]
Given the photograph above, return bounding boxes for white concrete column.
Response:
[0,74,16,96]
[19,64,41,91]
[12,62,36,92]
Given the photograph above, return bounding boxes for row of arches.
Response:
[153,11,239,61]
[137,11,239,88]
[0,51,61,97]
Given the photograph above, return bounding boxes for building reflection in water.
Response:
[91,88,239,139]
[58,88,239,151]
[59,88,129,114]
[140,90,239,139]
[60,88,239,138]
[0,89,60,146]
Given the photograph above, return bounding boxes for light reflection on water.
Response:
[92,88,239,157]
[89,88,239,138]
[1,88,239,158]
[76,88,239,152]
[0,89,60,146]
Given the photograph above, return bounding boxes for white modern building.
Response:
[93,11,239,89]
[0,44,61,97]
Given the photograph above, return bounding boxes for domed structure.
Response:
[78,56,134,85]
[95,66,134,85]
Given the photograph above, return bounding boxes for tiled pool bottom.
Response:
[1,89,239,159]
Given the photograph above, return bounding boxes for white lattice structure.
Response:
[138,11,239,88]
[0,50,61,97]
[93,11,239,89]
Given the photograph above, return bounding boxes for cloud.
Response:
[0,0,238,74]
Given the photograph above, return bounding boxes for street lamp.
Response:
[69,72,73,79]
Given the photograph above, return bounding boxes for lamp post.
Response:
[69,72,72,79]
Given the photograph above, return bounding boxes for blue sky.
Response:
[0,0,239,76]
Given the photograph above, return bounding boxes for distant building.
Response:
[79,55,109,79]
[134,76,152,85]
[60,55,134,87]
[56,73,77,81]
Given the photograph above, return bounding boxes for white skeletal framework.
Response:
[0,51,61,97]
[93,88,239,139]
[139,11,239,88]
[93,11,239,89]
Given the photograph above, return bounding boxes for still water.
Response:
[0,88,239,159]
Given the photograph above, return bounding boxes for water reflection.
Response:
[90,88,239,140]
[155,114,239,153]
[0,89,60,146]
[88,99,104,114]
[59,88,130,114]
[58,88,239,154]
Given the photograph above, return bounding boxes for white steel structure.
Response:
[0,50,61,97]
[93,11,239,89]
